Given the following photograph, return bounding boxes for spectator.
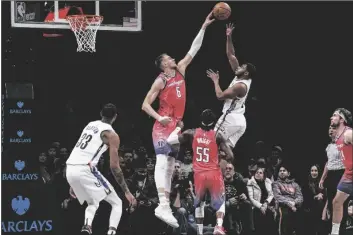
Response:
[39,152,51,184]
[123,151,134,178]
[247,167,277,235]
[273,165,304,235]
[128,167,159,235]
[181,149,193,177]
[266,145,283,181]
[146,158,156,186]
[223,163,252,235]
[245,158,257,180]
[303,164,326,235]
[171,161,195,235]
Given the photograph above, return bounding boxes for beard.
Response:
[331,122,339,128]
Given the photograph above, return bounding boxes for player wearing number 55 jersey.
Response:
[167,109,234,235]
[142,11,215,228]
[66,104,136,235]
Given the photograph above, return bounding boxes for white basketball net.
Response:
[67,15,103,53]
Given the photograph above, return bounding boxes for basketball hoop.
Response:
[66,15,103,53]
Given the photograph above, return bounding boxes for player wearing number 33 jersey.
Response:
[66,104,136,235]
[167,109,234,234]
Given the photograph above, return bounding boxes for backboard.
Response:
[11,1,142,32]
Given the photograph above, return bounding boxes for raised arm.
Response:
[217,132,234,162]
[206,69,247,100]
[226,23,239,73]
[177,11,215,75]
[141,77,172,126]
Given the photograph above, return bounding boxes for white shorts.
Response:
[214,113,246,148]
[66,165,115,205]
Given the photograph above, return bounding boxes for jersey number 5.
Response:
[196,147,209,163]
[176,86,181,98]
[75,133,93,150]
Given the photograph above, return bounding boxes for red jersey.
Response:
[157,71,186,122]
[192,128,220,173]
[336,127,353,180]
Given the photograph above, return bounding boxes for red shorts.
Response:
[194,170,225,211]
[152,118,179,155]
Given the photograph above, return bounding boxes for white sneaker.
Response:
[155,204,179,228]
[213,225,226,235]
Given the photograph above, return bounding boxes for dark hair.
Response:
[200,109,217,131]
[101,103,117,119]
[246,63,256,78]
[254,166,267,179]
[155,53,166,71]
[335,108,352,126]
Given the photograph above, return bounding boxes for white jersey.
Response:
[222,77,252,115]
[66,120,114,166]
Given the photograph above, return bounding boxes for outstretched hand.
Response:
[206,69,220,83]
[203,11,216,28]
[226,23,235,36]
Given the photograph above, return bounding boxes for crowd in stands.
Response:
[38,132,353,235]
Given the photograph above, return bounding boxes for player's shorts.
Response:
[194,170,225,211]
[152,119,178,156]
[214,113,246,148]
[66,164,115,205]
[337,176,353,196]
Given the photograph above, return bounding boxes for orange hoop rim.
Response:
[66,15,103,22]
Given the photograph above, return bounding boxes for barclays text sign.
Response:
[1,196,53,232]
[8,101,31,115]
[2,160,39,181]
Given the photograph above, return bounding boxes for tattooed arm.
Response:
[101,130,136,205]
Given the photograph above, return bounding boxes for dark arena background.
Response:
[1,1,353,235]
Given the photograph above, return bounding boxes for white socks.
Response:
[85,204,99,226]
[197,224,203,235]
[158,192,168,206]
[217,218,223,227]
[331,223,340,235]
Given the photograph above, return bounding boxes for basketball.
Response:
[213,2,231,20]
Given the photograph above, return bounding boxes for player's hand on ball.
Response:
[125,192,137,207]
[158,116,172,126]
[206,69,220,83]
[203,11,215,28]
[226,23,235,36]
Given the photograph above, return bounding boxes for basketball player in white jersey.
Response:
[66,103,136,235]
[207,23,256,149]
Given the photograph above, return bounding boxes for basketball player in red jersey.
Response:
[167,109,234,235]
[141,11,215,228]
[329,108,352,235]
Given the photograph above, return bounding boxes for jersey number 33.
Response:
[75,133,93,150]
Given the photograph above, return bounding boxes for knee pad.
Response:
[155,154,167,189]
[217,201,226,214]
[164,156,175,192]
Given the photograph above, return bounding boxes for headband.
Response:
[334,111,347,123]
